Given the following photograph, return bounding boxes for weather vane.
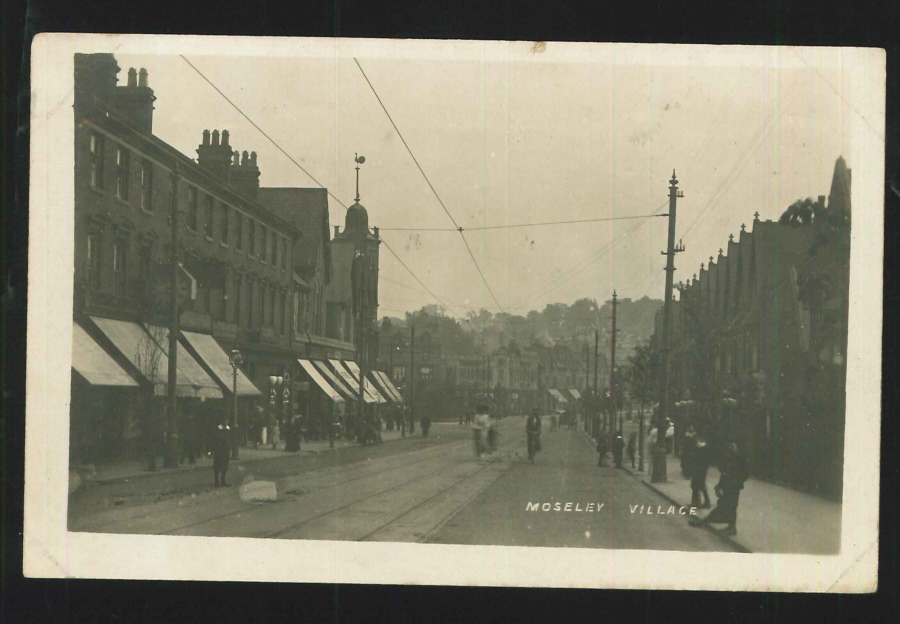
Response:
[355,153,366,203]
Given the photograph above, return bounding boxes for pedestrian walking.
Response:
[690,436,712,509]
[691,442,748,535]
[613,431,625,468]
[526,409,542,463]
[421,414,432,438]
[627,431,637,469]
[213,419,231,487]
[473,404,490,458]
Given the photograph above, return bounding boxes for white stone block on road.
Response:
[239,480,277,502]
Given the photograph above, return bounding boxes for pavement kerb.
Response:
[576,427,750,553]
[86,433,416,486]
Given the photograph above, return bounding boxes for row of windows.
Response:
[85,231,290,335]
[90,131,289,271]
[86,233,153,298]
[194,277,289,335]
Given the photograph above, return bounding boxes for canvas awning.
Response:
[298,360,345,403]
[90,316,220,398]
[376,371,405,402]
[568,389,582,400]
[369,371,398,402]
[145,325,223,399]
[328,359,374,404]
[181,330,260,397]
[547,388,568,403]
[72,321,139,387]
[312,360,357,400]
[372,370,403,403]
[342,360,387,404]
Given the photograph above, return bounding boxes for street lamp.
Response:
[229,349,243,459]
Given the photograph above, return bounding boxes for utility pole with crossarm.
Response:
[651,171,685,483]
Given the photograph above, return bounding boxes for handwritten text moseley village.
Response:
[526,502,699,516]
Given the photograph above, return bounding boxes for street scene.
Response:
[68,47,852,555]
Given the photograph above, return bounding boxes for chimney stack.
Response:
[114,65,156,132]
[74,53,121,116]
[230,147,260,199]
[196,128,233,182]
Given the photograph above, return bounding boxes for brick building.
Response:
[71,53,321,462]
[658,157,851,498]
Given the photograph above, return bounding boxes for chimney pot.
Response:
[222,130,229,146]
[202,129,210,146]
[138,68,148,88]
[250,151,257,166]
[242,150,249,165]
[212,130,220,146]
[127,67,137,87]
[232,150,240,166]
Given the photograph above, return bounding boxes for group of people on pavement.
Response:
[681,425,749,536]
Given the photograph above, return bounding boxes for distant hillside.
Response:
[381,297,663,360]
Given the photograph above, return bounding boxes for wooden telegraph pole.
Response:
[409,325,415,433]
[651,171,685,483]
[593,329,599,440]
[608,291,617,454]
[165,162,181,468]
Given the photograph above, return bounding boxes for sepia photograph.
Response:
[24,35,884,590]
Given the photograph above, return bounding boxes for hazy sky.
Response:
[116,45,855,319]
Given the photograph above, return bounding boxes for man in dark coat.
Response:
[525,409,542,463]
[213,419,232,487]
[690,436,712,509]
[693,442,748,535]
[421,414,432,438]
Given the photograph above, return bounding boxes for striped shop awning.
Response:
[340,360,387,404]
[298,359,345,403]
[181,330,260,397]
[328,360,375,404]
[547,388,568,403]
[72,321,139,387]
[90,317,222,398]
[312,360,358,401]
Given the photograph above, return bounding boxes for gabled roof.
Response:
[256,187,332,281]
